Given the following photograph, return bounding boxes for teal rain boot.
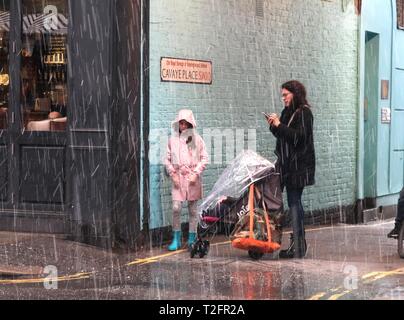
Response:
[188,232,197,248]
[168,231,182,251]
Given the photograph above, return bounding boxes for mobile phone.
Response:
[262,112,270,119]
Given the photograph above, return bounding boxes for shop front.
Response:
[0,0,143,248]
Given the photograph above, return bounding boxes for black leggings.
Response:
[286,186,305,238]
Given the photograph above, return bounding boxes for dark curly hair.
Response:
[281,80,309,108]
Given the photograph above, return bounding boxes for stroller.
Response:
[190,150,285,260]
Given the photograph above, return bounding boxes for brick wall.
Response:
[148,0,359,229]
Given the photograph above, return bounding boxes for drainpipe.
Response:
[388,0,394,193]
[356,5,364,223]
[142,0,150,243]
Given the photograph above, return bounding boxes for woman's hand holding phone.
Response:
[262,112,272,125]
[268,113,280,127]
[263,112,280,127]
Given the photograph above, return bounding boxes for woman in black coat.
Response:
[267,80,315,259]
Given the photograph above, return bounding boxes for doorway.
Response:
[0,0,69,233]
[363,31,379,204]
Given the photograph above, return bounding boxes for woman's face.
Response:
[281,89,293,108]
[179,120,191,133]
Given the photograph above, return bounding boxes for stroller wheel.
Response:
[248,250,264,260]
[398,224,404,259]
[190,239,210,259]
[199,241,210,258]
[190,243,197,259]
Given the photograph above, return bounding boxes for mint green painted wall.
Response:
[390,2,404,193]
[360,0,404,202]
[361,0,393,198]
[148,0,359,229]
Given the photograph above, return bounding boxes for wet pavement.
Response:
[0,220,403,300]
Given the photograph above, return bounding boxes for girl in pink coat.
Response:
[165,109,208,251]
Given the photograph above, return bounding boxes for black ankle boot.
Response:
[279,234,295,259]
[295,236,307,258]
[387,223,402,239]
[279,233,307,259]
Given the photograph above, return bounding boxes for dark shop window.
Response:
[398,0,404,29]
[0,1,10,130]
[21,0,68,132]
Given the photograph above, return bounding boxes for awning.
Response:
[0,11,68,34]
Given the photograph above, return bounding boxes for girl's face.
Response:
[281,89,294,108]
[179,120,191,133]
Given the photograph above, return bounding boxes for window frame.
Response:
[19,0,69,133]
[398,0,404,30]
[0,2,11,131]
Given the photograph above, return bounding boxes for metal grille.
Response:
[256,0,264,18]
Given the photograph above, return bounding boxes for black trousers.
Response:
[286,186,306,256]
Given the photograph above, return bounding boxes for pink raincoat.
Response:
[165,109,209,201]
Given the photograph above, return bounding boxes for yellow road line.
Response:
[362,271,381,280]
[125,239,235,267]
[0,243,207,286]
[308,267,404,300]
[126,250,187,266]
[328,290,351,300]
[0,272,92,285]
[308,292,327,300]
[362,267,404,283]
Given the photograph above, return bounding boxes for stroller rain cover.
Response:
[198,150,283,225]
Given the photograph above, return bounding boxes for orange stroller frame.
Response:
[231,183,281,260]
